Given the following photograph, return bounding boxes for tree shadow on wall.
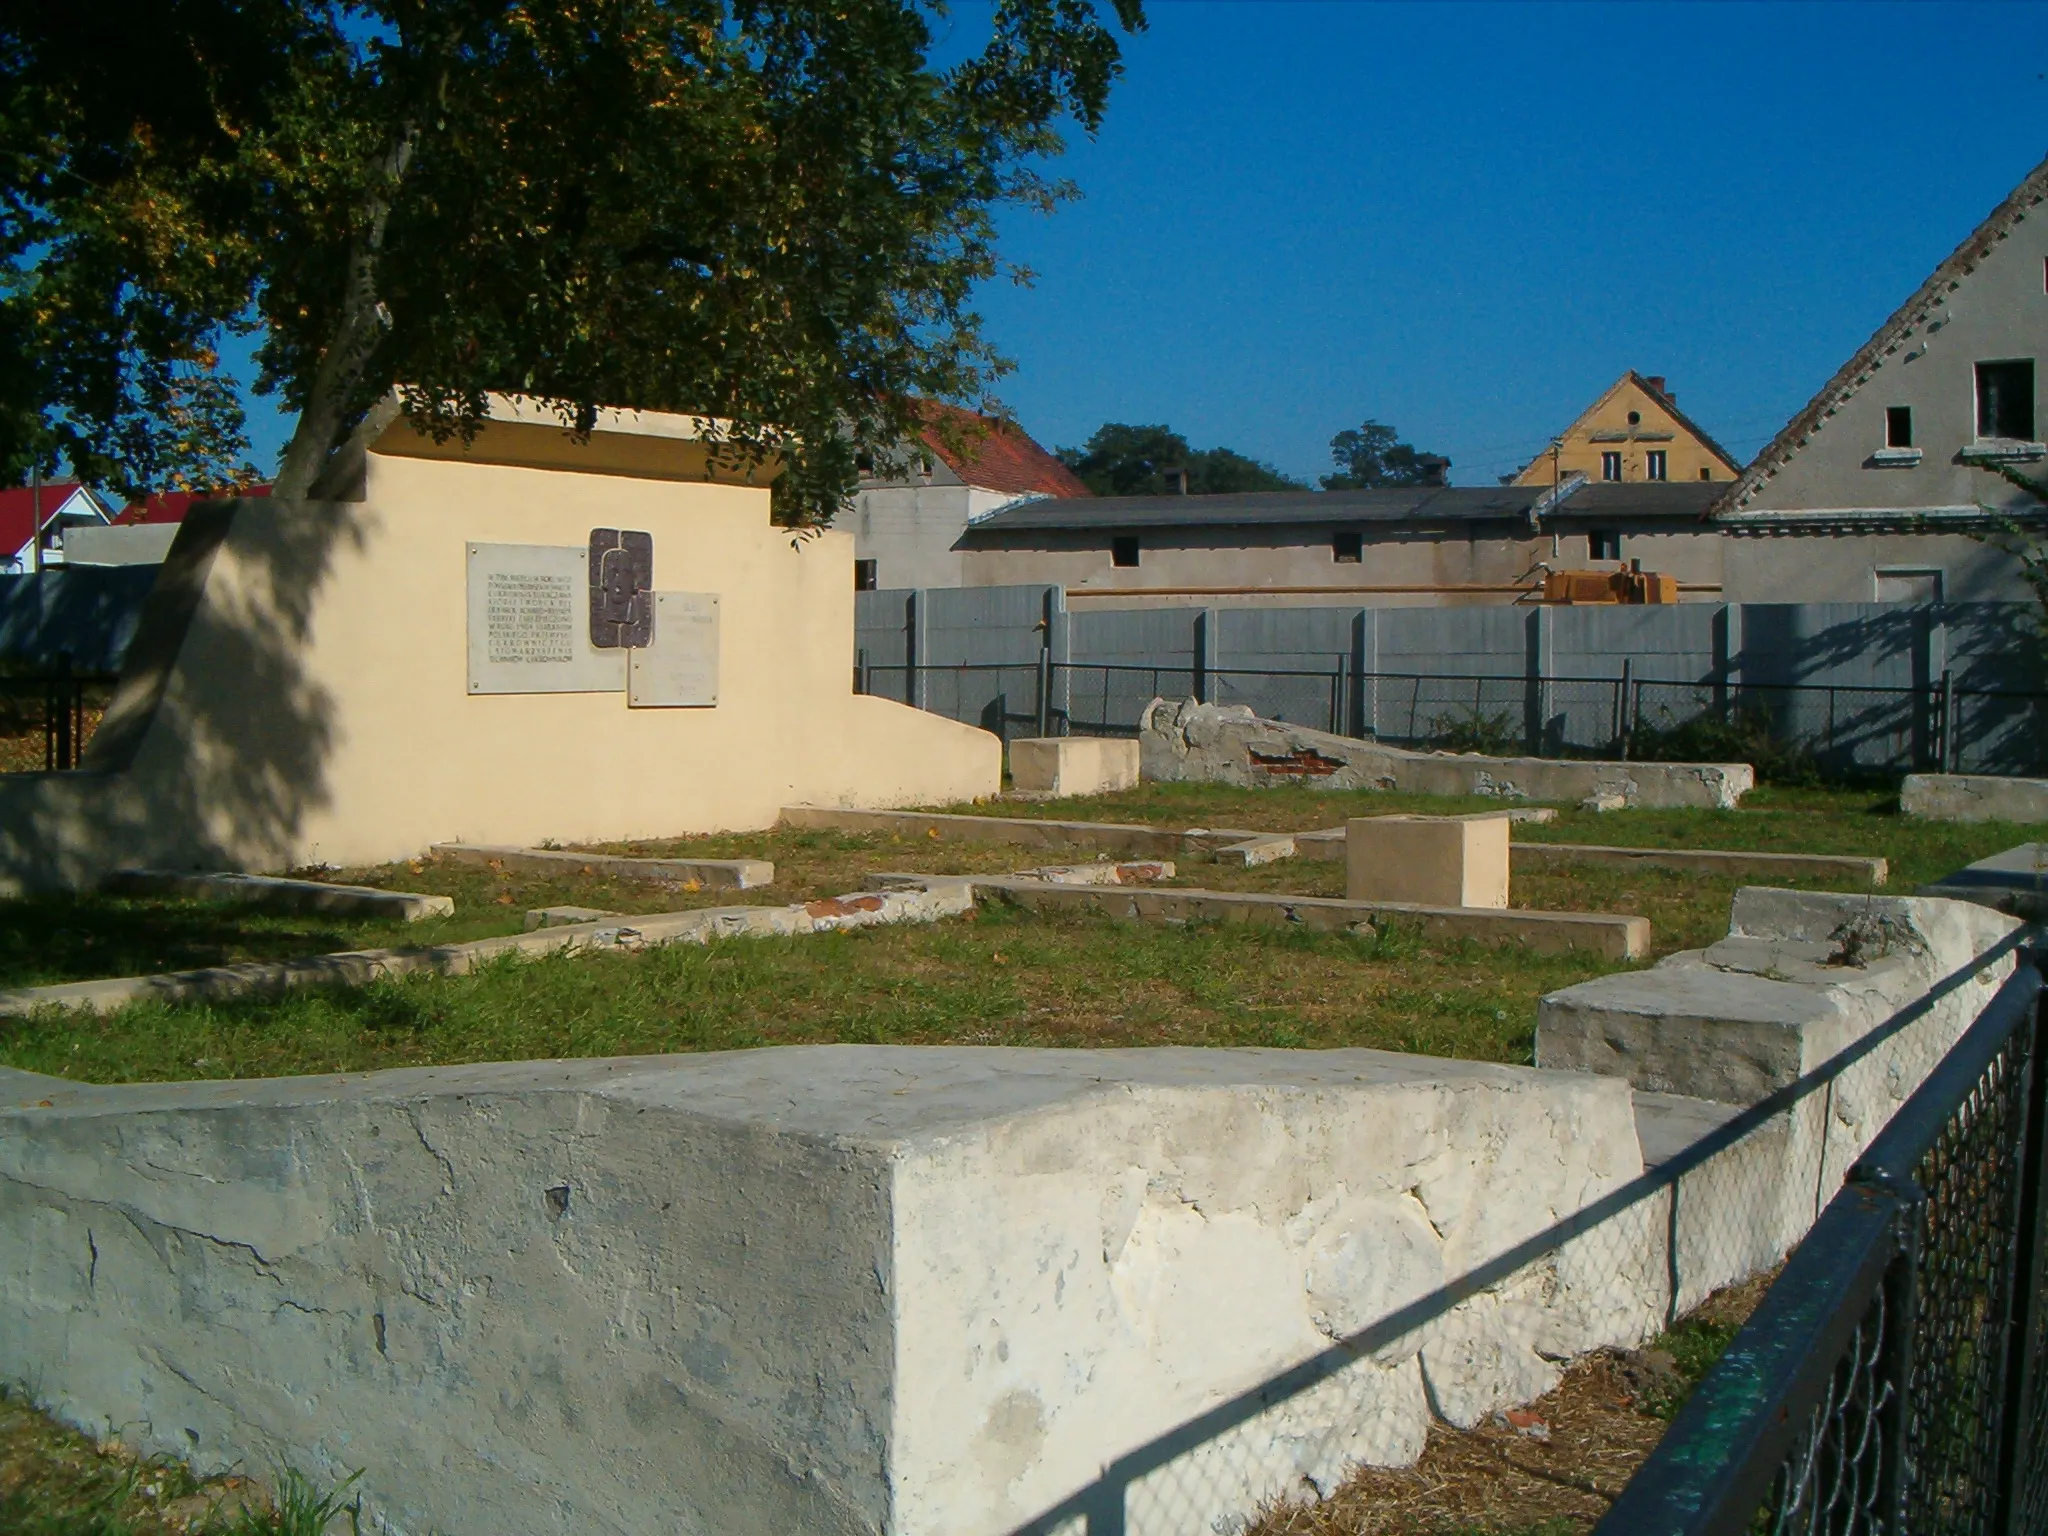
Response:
[0,494,371,887]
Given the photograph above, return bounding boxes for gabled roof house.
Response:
[845,403,1090,590]
[0,482,114,574]
[1710,154,2048,601]
[1512,372,1742,488]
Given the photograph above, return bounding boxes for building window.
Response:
[1589,529,1622,561]
[1111,535,1140,568]
[1646,450,1667,481]
[1332,530,1363,564]
[1886,406,1913,448]
[1600,451,1622,482]
[853,559,877,591]
[1976,359,2035,440]
[1699,467,1712,480]
[1874,567,1943,604]
[1626,410,1641,426]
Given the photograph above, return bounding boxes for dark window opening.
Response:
[1332,530,1363,564]
[1589,529,1622,561]
[1977,359,2035,440]
[1699,467,1712,480]
[853,559,877,591]
[1626,410,1641,426]
[1111,535,1140,568]
[1600,451,1623,482]
[1646,450,1667,481]
[1886,406,1913,448]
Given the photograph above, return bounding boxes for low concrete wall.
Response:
[1140,698,1753,810]
[1902,772,2048,823]
[4,1046,1665,1536]
[1009,736,1140,797]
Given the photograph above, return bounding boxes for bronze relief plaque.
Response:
[588,528,655,648]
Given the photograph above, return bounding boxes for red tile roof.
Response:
[116,484,272,525]
[918,403,1091,499]
[0,482,106,559]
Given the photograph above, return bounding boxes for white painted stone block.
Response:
[1,1046,1658,1536]
[1902,773,2048,824]
[1009,736,1141,797]
[1347,815,1511,909]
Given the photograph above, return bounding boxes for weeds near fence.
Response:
[1627,705,1826,787]
[1425,706,1524,757]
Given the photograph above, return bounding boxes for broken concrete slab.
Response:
[877,872,1650,961]
[1348,815,1511,910]
[1511,843,1887,886]
[100,869,454,922]
[0,1044,1666,1536]
[1011,860,1174,886]
[430,843,773,889]
[1919,842,2048,919]
[1901,773,2048,824]
[1216,833,1297,867]
[1008,736,1140,797]
[523,905,621,931]
[1140,698,1753,810]
[0,886,972,1017]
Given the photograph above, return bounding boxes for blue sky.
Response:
[237,1,2048,488]
[965,0,2048,486]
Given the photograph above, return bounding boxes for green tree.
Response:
[1322,419,1442,489]
[1058,421,1303,496]
[3,0,1144,517]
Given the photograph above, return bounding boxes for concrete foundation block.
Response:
[2,1045,1661,1536]
[1902,773,2048,824]
[1009,736,1141,797]
[1141,698,1752,810]
[1537,888,2022,1287]
[1348,815,1510,910]
[1216,834,1297,867]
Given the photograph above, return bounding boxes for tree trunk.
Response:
[273,124,420,500]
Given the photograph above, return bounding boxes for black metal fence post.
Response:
[1993,976,2048,1535]
[1617,658,1634,760]
[1036,646,1052,738]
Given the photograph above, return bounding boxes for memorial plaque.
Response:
[588,528,655,648]
[628,592,720,708]
[467,542,626,694]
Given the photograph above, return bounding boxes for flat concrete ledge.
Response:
[101,869,455,921]
[1511,843,1888,886]
[0,886,971,1017]
[431,843,772,889]
[780,805,1263,859]
[1902,773,2048,824]
[875,872,1651,960]
[1919,842,2048,919]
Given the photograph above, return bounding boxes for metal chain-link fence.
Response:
[855,659,2048,778]
[1597,954,2048,1536]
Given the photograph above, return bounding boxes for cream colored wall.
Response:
[0,445,997,887]
[1513,380,1735,487]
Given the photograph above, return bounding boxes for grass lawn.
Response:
[1,783,2039,1088]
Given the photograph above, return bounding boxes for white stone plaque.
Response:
[628,592,720,707]
[467,542,626,694]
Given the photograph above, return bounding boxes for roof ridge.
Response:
[1711,152,2048,519]
[1627,371,1742,475]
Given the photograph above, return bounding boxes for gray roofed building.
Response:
[955,480,1728,606]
